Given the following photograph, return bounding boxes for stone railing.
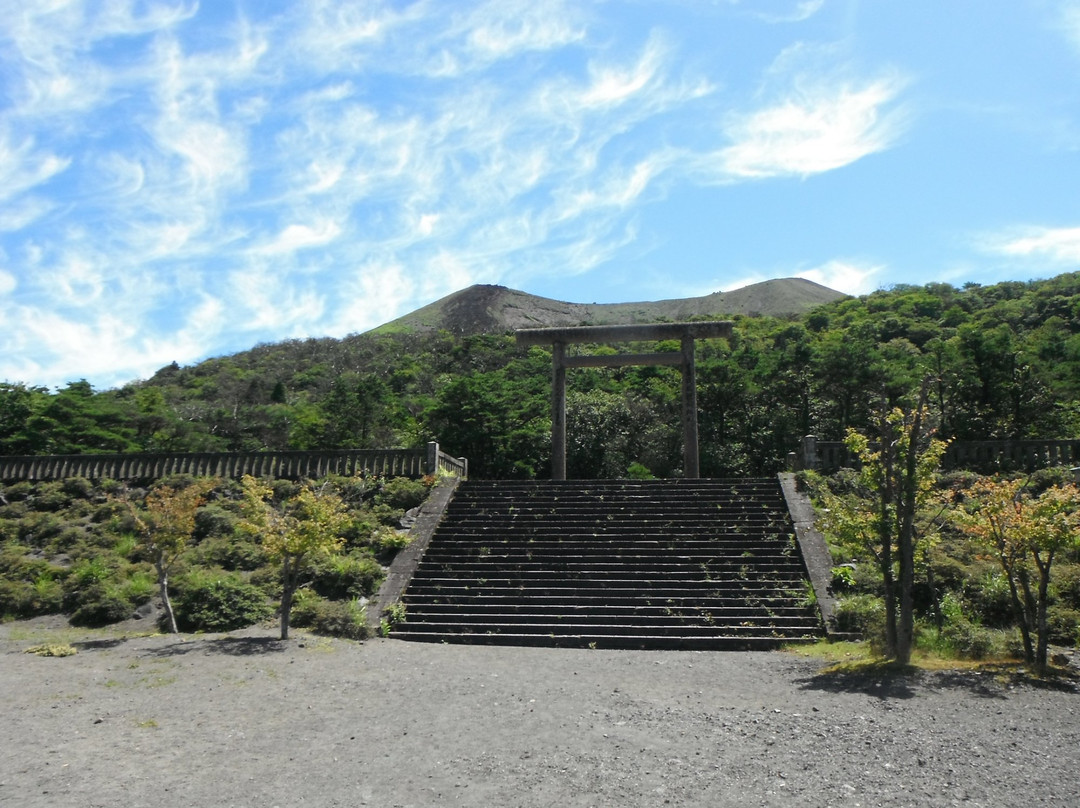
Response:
[792,436,1080,474]
[0,442,467,482]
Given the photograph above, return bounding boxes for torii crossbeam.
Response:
[516,321,733,480]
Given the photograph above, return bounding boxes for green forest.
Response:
[2,273,1080,658]
[3,272,1080,479]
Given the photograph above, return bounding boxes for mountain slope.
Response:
[372,278,846,336]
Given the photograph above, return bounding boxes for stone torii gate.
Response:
[516,321,733,480]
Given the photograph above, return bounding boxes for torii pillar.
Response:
[516,321,733,480]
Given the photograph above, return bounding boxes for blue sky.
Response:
[2,0,1079,390]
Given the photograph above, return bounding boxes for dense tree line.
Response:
[2,272,1079,478]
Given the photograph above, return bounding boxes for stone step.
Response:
[391,476,822,650]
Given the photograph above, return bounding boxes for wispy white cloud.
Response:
[0,130,71,203]
[1060,1,1080,51]
[0,268,16,295]
[714,72,909,179]
[985,225,1080,263]
[257,218,344,255]
[719,260,882,298]
[748,0,826,24]
[796,260,882,296]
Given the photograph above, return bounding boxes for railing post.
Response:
[426,442,439,476]
[801,435,818,470]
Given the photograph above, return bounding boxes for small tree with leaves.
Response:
[820,389,947,663]
[125,478,217,633]
[953,477,1080,669]
[239,475,348,640]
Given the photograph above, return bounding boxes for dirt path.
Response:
[2,619,1078,807]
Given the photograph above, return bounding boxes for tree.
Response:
[820,388,947,663]
[239,475,348,639]
[125,478,216,633]
[953,477,1080,668]
[0,382,49,454]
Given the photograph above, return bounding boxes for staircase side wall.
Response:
[778,472,838,637]
[367,475,462,633]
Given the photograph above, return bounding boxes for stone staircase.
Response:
[391,478,824,650]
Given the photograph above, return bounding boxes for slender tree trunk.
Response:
[895,396,926,665]
[1018,567,1037,664]
[878,411,898,659]
[280,555,296,640]
[1003,563,1034,663]
[157,561,178,634]
[1035,552,1054,669]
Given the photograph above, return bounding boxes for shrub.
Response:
[193,536,266,571]
[61,477,95,500]
[173,575,272,632]
[69,584,134,627]
[29,483,73,513]
[291,592,369,640]
[376,477,428,511]
[50,526,89,553]
[119,570,157,606]
[372,526,411,553]
[0,580,38,619]
[1053,565,1080,610]
[0,500,29,520]
[192,504,240,542]
[626,462,654,480]
[833,594,887,652]
[937,618,999,660]
[2,482,33,502]
[17,512,64,547]
[1046,606,1080,647]
[98,478,124,495]
[967,571,1015,628]
[309,553,385,600]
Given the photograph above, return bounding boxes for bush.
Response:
[936,618,1005,660]
[309,553,384,600]
[173,575,272,632]
[193,536,266,571]
[0,578,64,619]
[61,477,95,500]
[372,527,411,554]
[290,592,369,640]
[967,571,1015,628]
[17,512,64,547]
[29,483,72,513]
[1053,565,1080,610]
[192,504,240,542]
[376,477,428,511]
[1047,606,1080,647]
[69,583,134,627]
[833,594,887,652]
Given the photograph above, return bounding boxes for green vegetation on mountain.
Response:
[1,272,1079,478]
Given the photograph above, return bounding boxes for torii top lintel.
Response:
[515,320,733,347]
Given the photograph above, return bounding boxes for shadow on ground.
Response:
[141,636,289,658]
[797,662,1079,701]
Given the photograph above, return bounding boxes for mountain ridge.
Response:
[371,277,847,336]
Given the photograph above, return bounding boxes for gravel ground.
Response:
[2,617,1078,808]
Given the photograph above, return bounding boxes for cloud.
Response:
[715,72,909,179]
[1061,2,1080,51]
[257,218,344,255]
[986,225,1080,263]
[749,0,826,24]
[0,131,71,203]
[720,260,881,298]
[0,268,16,295]
[796,260,882,296]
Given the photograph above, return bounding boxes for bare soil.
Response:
[2,616,1078,808]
